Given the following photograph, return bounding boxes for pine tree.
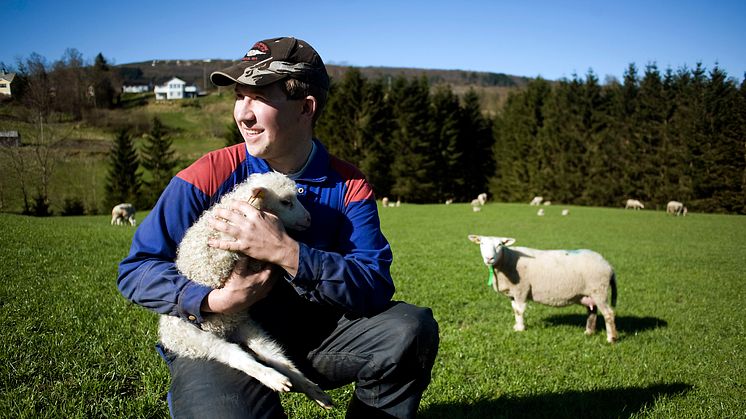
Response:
[357,78,394,198]
[461,89,494,201]
[429,85,463,202]
[105,129,142,209]
[140,117,177,207]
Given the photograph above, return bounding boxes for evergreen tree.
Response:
[105,129,142,209]
[357,78,394,198]
[315,68,364,165]
[90,53,117,109]
[461,89,494,201]
[429,85,463,201]
[141,117,177,208]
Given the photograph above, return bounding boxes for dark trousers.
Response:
[165,301,439,419]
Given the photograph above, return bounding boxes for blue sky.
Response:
[3,0,745,82]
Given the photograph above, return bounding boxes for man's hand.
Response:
[207,201,300,276]
[201,257,278,314]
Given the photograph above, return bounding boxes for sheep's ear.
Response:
[468,234,481,244]
[502,238,516,247]
[248,187,267,209]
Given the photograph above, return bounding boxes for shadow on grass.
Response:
[543,314,668,334]
[421,382,691,419]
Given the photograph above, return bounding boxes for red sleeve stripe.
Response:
[176,144,247,197]
[330,156,375,207]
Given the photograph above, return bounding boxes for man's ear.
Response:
[301,95,317,121]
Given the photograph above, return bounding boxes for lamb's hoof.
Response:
[513,325,525,332]
[585,329,595,336]
[299,381,333,409]
[607,336,618,344]
[313,393,334,410]
[259,370,293,393]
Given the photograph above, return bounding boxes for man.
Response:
[117,36,439,418]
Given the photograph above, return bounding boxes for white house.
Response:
[154,77,198,100]
[0,72,16,96]
[123,83,151,93]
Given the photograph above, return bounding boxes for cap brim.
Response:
[210,61,286,87]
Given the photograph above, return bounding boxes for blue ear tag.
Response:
[487,266,495,287]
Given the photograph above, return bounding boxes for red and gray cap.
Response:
[210,37,329,90]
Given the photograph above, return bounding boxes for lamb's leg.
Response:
[165,322,293,393]
[511,300,527,332]
[580,296,597,335]
[236,324,333,409]
[596,300,618,343]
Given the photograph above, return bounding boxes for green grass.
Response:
[1,204,745,418]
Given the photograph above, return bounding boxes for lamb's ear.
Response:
[501,238,516,247]
[248,186,267,209]
[468,234,482,244]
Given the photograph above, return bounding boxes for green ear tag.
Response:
[487,266,495,287]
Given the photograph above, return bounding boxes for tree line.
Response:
[315,66,745,214]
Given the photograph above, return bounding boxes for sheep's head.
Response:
[468,235,516,266]
[245,173,311,231]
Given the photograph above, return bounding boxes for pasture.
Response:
[1,203,744,418]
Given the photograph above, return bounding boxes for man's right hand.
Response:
[200,257,278,314]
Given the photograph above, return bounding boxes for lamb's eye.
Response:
[280,199,293,208]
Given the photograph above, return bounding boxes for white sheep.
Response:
[537,208,545,216]
[667,200,687,216]
[445,198,454,205]
[159,172,332,409]
[529,196,543,206]
[111,203,136,226]
[561,209,570,216]
[381,197,389,207]
[477,193,488,206]
[625,199,644,210]
[468,235,618,343]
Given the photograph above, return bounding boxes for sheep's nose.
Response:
[485,257,495,265]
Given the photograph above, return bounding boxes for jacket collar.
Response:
[243,138,329,184]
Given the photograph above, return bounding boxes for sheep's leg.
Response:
[164,322,293,393]
[596,300,618,343]
[580,296,597,335]
[511,300,527,332]
[236,324,333,409]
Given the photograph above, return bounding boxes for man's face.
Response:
[233,82,305,160]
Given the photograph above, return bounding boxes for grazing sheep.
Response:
[381,197,389,207]
[395,198,401,207]
[667,200,687,216]
[561,209,570,216]
[159,171,332,409]
[537,208,545,216]
[477,193,488,206]
[111,203,136,226]
[529,196,543,206]
[445,198,454,205]
[542,201,552,206]
[471,198,483,212]
[625,199,644,210]
[467,235,618,343]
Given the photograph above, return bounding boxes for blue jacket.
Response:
[117,139,395,327]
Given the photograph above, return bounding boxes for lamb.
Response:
[625,199,644,210]
[467,234,618,343]
[667,200,687,216]
[111,203,136,226]
[159,171,332,409]
[477,193,488,206]
[529,196,543,206]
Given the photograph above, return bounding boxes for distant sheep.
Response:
[537,208,545,216]
[381,197,389,207]
[159,172,331,409]
[111,203,136,226]
[667,200,687,216]
[445,198,454,205]
[542,201,552,206]
[561,209,570,216]
[625,199,644,210]
[468,235,618,343]
[477,193,488,206]
[529,196,543,206]
[471,198,482,212]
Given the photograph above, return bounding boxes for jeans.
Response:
[164,300,439,419]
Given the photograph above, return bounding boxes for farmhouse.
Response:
[0,71,16,96]
[154,77,198,100]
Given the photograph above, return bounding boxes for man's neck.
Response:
[269,139,314,175]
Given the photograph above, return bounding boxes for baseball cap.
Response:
[210,37,329,90]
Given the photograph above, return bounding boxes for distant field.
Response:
[1,203,744,418]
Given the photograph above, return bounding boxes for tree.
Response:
[223,119,243,147]
[140,117,177,208]
[105,129,142,209]
[460,89,494,201]
[90,52,118,109]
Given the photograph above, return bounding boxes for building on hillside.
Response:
[0,72,16,96]
[154,77,198,100]
[123,82,152,93]
[0,130,21,147]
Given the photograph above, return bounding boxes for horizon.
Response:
[3,0,745,83]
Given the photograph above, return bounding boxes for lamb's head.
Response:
[468,234,516,266]
[245,172,311,231]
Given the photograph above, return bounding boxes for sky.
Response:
[3,0,745,82]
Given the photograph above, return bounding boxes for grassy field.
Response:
[1,203,744,418]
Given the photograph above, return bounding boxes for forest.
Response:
[315,65,745,213]
[2,51,744,214]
